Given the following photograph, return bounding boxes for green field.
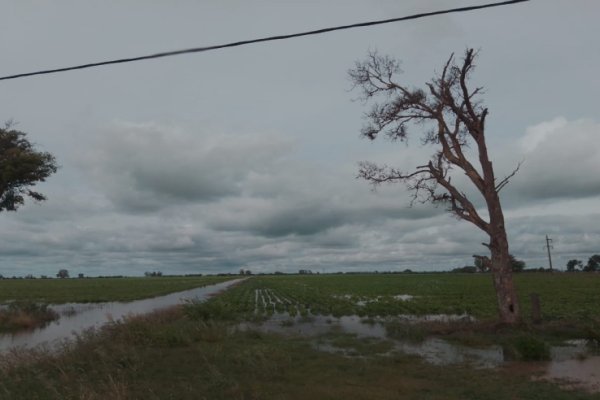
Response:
[207,273,600,321]
[0,275,235,304]
[1,272,599,399]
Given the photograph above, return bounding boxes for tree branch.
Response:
[495,160,523,192]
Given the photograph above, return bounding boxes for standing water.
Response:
[0,278,243,352]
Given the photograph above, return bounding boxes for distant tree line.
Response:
[454,254,600,273]
[565,255,600,272]
[454,254,526,273]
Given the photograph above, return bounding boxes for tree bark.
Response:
[488,193,520,324]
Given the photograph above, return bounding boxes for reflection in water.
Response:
[243,313,600,391]
[395,338,504,368]
[543,356,600,393]
[0,279,242,352]
[243,313,504,368]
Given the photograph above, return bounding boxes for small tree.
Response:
[56,269,69,279]
[473,253,524,272]
[350,49,521,323]
[473,255,490,272]
[584,255,600,272]
[509,255,526,272]
[566,259,583,272]
[0,124,58,211]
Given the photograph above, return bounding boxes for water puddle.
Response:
[542,356,600,393]
[242,313,600,391]
[0,279,243,352]
[241,313,501,368]
[332,294,415,306]
[394,338,504,368]
[537,340,600,393]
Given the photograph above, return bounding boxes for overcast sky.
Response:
[0,0,599,277]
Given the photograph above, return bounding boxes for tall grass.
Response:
[0,302,58,332]
[0,305,596,399]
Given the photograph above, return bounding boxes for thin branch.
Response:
[495,160,523,192]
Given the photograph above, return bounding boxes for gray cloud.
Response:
[0,1,599,276]
[77,122,292,212]
[511,118,600,201]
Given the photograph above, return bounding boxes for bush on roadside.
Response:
[0,302,58,332]
[184,299,239,321]
[506,335,550,361]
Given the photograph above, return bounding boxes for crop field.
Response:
[212,273,600,321]
[1,273,600,399]
[0,275,234,304]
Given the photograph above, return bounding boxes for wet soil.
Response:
[242,312,600,392]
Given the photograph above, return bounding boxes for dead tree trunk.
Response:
[480,132,520,324]
[489,223,520,323]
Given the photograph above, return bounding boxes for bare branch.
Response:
[357,161,428,185]
[350,48,514,239]
[495,160,523,192]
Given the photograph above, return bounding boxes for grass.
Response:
[206,273,600,322]
[319,332,396,356]
[0,275,235,304]
[1,306,599,399]
[0,273,599,398]
[0,302,58,332]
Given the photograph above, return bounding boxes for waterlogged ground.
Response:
[239,312,600,390]
[0,273,599,399]
[5,306,598,400]
[0,278,244,352]
[217,275,600,393]
[242,313,503,367]
[220,273,600,320]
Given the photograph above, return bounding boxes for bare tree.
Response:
[349,49,520,324]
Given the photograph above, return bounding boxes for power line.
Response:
[0,0,530,82]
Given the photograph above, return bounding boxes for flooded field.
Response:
[240,312,600,391]
[542,356,600,393]
[0,278,243,352]
[0,273,598,399]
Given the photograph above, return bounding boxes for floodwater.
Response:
[0,278,243,352]
[244,314,502,368]
[543,356,600,393]
[542,340,600,392]
[243,313,600,392]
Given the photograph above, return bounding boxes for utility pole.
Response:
[544,235,553,272]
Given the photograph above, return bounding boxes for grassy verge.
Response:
[0,275,235,304]
[0,305,597,400]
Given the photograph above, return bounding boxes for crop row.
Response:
[209,273,600,320]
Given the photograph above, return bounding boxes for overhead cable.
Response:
[0,0,530,82]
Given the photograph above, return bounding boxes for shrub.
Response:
[184,300,238,321]
[507,335,550,361]
[0,302,58,331]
